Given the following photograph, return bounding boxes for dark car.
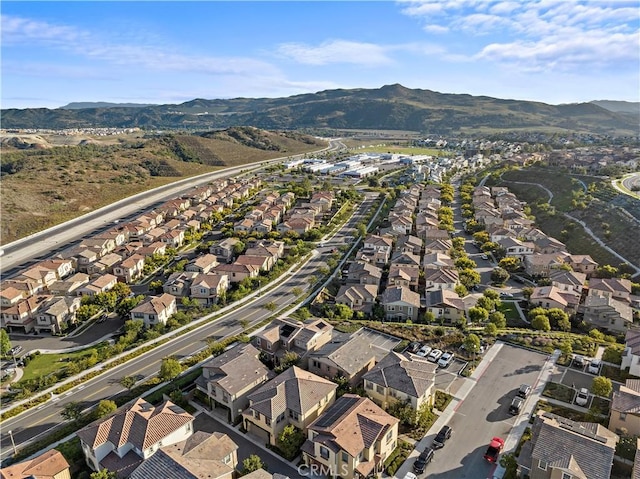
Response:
[413,447,435,474]
[483,437,505,463]
[509,396,524,415]
[433,425,452,449]
[517,384,531,398]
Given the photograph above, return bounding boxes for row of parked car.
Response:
[572,355,602,375]
[411,425,453,474]
[408,343,455,368]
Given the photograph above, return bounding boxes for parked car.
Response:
[7,346,22,356]
[483,437,505,463]
[408,342,421,353]
[417,345,432,357]
[480,253,489,260]
[427,349,444,362]
[437,352,454,368]
[588,359,601,375]
[433,425,452,449]
[509,396,524,415]
[413,447,435,474]
[575,388,589,406]
[572,355,587,368]
[500,292,513,298]
[517,384,532,398]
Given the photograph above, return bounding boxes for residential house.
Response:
[533,236,567,254]
[422,229,451,242]
[235,255,271,272]
[76,399,194,477]
[34,259,75,280]
[163,271,199,297]
[389,215,413,235]
[588,278,633,303]
[16,266,58,289]
[210,238,243,263]
[0,286,25,307]
[301,394,399,479]
[185,254,219,274]
[113,254,145,284]
[424,239,452,254]
[524,253,570,277]
[622,328,640,378]
[517,411,617,479]
[422,253,455,271]
[387,265,420,291]
[380,286,420,322]
[610,379,640,436]
[549,269,587,295]
[129,431,238,479]
[425,289,467,325]
[189,273,229,306]
[243,366,337,446]
[529,285,579,312]
[389,252,421,269]
[130,293,177,328]
[307,329,398,386]
[566,254,599,277]
[497,237,535,260]
[581,294,633,333]
[335,284,379,315]
[234,219,255,233]
[196,343,272,423]
[424,268,459,292]
[80,237,117,257]
[87,252,123,276]
[362,351,437,410]
[161,229,185,248]
[346,262,383,287]
[35,296,81,334]
[1,295,48,333]
[253,317,334,367]
[363,235,394,255]
[0,449,71,479]
[136,242,167,258]
[214,263,260,283]
[77,274,118,297]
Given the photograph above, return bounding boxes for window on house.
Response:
[365,381,373,390]
[223,454,232,465]
[620,412,627,421]
[561,474,572,479]
[320,447,330,459]
[342,451,348,463]
[538,460,547,471]
[265,418,271,426]
[376,385,384,394]
[386,430,393,442]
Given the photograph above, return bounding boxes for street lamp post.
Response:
[7,430,17,456]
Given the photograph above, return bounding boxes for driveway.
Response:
[192,408,305,478]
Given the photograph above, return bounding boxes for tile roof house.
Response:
[529,285,578,313]
[621,328,640,377]
[113,254,145,284]
[210,238,243,264]
[346,262,383,287]
[130,293,177,328]
[566,254,598,277]
[581,294,633,333]
[129,431,238,479]
[77,399,194,477]
[425,289,467,325]
[0,448,71,479]
[380,286,420,322]
[422,252,455,270]
[301,394,399,479]
[517,411,617,479]
[497,237,535,260]
[163,271,199,297]
[34,296,81,334]
[242,366,337,446]
[588,278,633,303]
[363,234,394,254]
[387,265,420,291]
[549,269,587,295]
[77,274,118,297]
[196,343,273,423]
[307,329,398,386]
[336,284,379,314]
[362,351,437,411]
[189,273,229,306]
[253,317,334,367]
[609,379,640,436]
[424,268,459,292]
[213,263,260,283]
[184,254,219,274]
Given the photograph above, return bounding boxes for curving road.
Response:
[0,191,379,463]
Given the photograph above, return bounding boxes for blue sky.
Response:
[2,1,639,109]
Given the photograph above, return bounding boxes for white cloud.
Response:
[423,24,449,34]
[1,14,88,45]
[276,40,394,66]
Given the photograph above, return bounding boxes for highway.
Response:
[0,190,378,463]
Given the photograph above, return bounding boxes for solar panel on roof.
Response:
[280,324,296,338]
[314,396,359,428]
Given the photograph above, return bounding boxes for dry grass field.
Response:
[0,129,326,244]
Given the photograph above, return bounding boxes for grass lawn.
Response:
[500,301,527,327]
[20,349,98,382]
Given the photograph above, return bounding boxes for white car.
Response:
[417,346,432,357]
[427,349,443,362]
[437,352,454,368]
[575,388,589,406]
[588,359,601,374]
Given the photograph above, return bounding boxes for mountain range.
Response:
[3,84,638,136]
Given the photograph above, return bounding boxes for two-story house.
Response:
[0,449,71,479]
[362,352,437,411]
[189,273,229,306]
[301,394,399,479]
[380,286,420,322]
[621,328,640,377]
[76,399,194,477]
[425,289,467,325]
[242,366,337,446]
[196,343,273,423]
[129,293,177,328]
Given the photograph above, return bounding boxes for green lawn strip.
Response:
[20,349,100,382]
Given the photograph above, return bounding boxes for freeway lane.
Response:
[0,191,378,463]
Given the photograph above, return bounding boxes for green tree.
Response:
[559,340,573,359]
[532,315,551,332]
[490,267,510,285]
[159,356,183,381]
[483,289,500,300]
[0,328,11,356]
[111,282,132,301]
[119,376,137,390]
[459,268,481,289]
[61,402,83,422]
[468,307,489,323]
[489,311,507,329]
[95,400,117,418]
[498,257,521,273]
[242,455,265,475]
[90,470,117,479]
[499,453,518,479]
[591,376,613,397]
[334,303,354,320]
[463,334,481,355]
[277,425,306,460]
[484,323,498,337]
[264,301,277,311]
[476,296,495,312]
